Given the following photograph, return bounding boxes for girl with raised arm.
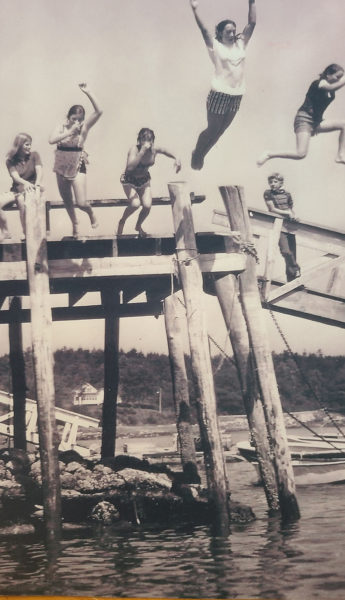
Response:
[257,64,345,166]
[49,83,102,238]
[2,133,44,238]
[190,0,256,170]
[117,128,181,237]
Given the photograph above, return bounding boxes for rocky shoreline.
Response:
[0,447,255,536]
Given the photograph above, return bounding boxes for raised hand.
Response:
[190,0,198,9]
[78,82,89,93]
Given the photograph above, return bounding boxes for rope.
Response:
[269,309,345,441]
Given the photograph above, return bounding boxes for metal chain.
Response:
[269,309,345,439]
[240,241,260,264]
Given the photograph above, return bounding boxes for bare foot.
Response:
[72,224,79,239]
[335,156,345,164]
[91,216,99,229]
[135,226,147,238]
[257,152,270,167]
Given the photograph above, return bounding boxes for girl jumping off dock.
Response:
[257,64,345,166]
[190,0,256,170]
[117,128,181,237]
[49,83,102,238]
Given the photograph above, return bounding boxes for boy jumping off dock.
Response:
[264,173,301,282]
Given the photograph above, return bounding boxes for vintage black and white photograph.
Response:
[0,0,344,598]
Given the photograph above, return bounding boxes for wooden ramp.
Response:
[213,208,345,328]
[0,390,99,456]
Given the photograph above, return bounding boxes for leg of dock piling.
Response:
[168,181,229,531]
[25,190,61,543]
[213,275,279,512]
[9,297,27,451]
[219,185,300,521]
[101,288,120,458]
[164,293,197,468]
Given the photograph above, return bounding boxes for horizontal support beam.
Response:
[0,252,246,282]
[2,194,205,212]
[0,301,164,323]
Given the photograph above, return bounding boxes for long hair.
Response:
[319,64,344,80]
[215,19,236,42]
[67,104,85,120]
[137,128,155,147]
[7,133,32,161]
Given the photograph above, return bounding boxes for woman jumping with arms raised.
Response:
[190,0,256,170]
[257,64,345,166]
[49,83,102,238]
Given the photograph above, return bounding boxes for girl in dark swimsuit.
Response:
[117,128,181,237]
[257,64,345,166]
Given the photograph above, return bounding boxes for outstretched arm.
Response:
[79,83,103,133]
[242,0,256,46]
[156,147,182,173]
[189,0,213,49]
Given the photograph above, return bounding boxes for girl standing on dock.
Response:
[2,133,44,238]
[190,0,256,170]
[257,64,345,166]
[49,83,102,238]
[117,128,181,237]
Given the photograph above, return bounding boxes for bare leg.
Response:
[257,131,311,166]
[192,109,238,170]
[72,172,98,229]
[16,194,26,236]
[56,174,79,237]
[135,185,152,236]
[117,184,141,234]
[316,120,345,163]
[0,192,14,238]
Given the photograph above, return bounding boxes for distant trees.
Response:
[0,348,343,421]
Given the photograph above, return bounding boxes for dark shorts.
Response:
[293,111,319,136]
[207,90,243,116]
[120,171,151,190]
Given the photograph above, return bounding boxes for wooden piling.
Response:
[164,293,197,467]
[9,296,27,451]
[101,287,120,458]
[24,189,61,542]
[213,275,279,512]
[168,181,229,531]
[262,217,283,300]
[219,185,300,520]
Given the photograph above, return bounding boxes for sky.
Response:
[0,0,344,357]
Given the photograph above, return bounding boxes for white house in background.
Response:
[73,383,122,406]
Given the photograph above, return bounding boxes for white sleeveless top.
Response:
[208,38,246,95]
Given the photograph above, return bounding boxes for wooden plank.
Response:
[0,252,246,281]
[169,181,230,533]
[101,288,120,458]
[40,193,206,211]
[268,255,345,303]
[24,189,61,544]
[164,293,197,468]
[220,185,300,521]
[9,297,26,451]
[262,217,283,300]
[0,301,164,323]
[214,273,279,511]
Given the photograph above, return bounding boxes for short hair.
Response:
[215,20,236,42]
[137,128,155,145]
[67,104,85,120]
[268,172,284,183]
[7,133,32,160]
[319,64,344,79]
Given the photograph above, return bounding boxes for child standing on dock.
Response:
[117,128,181,237]
[264,173,301,282]
[49,83,102,238]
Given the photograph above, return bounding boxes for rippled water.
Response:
[1,437,345,599]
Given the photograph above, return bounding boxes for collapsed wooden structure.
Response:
[7,182,344,537]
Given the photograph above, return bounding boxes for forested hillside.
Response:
[0,348,343,423]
